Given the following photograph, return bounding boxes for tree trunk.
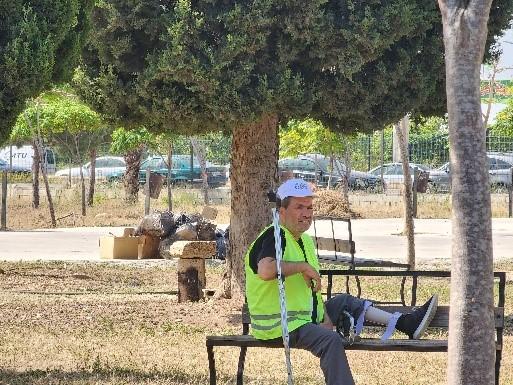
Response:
[167,143,173,211]
[34,137,56,227]
[124,146,144,203]
[31,141,40,209]
[79,158,86,216]
[220,114,278,300]
[87,148,97,206]
[395,118,415,269]
[190,137,209,204]
[438,1,495,384]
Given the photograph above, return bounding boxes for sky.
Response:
[482,27,513,80]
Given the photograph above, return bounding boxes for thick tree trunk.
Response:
[220,114,278,299]
[438,1,495,384]
[395,118,415,269]
[87,148,96,206]
[124,147,144,203]
[31,141,40,209]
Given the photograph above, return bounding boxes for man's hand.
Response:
[301,264,321,292]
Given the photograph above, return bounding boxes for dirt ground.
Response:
[0,261,239,333]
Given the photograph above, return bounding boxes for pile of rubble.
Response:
[313,189,360,219]
[135,210,228,260]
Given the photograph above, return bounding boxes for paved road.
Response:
[0,218,512,263]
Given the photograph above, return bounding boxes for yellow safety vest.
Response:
[245,225,324,340]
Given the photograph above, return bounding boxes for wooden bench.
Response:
[205,270,506,385]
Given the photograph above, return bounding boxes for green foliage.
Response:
[110,127,154,154]
[490,99,513,137]
[11,87,105,163]
[0,0,94,144]
[11,89,102,138]
[279,119,346,158]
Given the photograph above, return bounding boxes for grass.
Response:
[4,180,512,230]
[0,260,512,385]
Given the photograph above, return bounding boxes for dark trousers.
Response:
[289,323,355,385]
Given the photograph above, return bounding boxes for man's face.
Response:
[279,196,314,238]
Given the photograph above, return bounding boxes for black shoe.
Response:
[396,294,438,339]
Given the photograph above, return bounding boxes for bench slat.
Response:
[206,335,502,352]
[317,254,410,268]
[314,237,354,254]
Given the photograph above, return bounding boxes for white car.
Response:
[55,156,126,179]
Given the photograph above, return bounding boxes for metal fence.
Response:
[1,132,513,230]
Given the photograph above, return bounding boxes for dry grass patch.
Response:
[0,261,512,384]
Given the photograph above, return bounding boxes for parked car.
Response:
[0,145,56,174]
[429,157,513,192]
[278,154,382,190]
[368,163,431,191]
[0,158,29,173]
[55,156,126,179]
[108,155,228,187]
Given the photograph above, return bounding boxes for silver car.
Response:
[55,156,126,179]
[427,157,513,192]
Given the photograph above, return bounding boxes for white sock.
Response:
[365,306,393,325]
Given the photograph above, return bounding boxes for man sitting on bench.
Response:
[245,179,438,385]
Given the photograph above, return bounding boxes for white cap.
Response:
[276,178,314,200]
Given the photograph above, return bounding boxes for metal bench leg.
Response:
[236,346,248,385]
[495,349,502,385]
[207,345,216,385]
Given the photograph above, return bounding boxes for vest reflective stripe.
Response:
[245,225,324,340]
[251,310,312,321]
[251,315,312,331]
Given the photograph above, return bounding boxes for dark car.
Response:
[278,154,382,190]
[108,155,227,187]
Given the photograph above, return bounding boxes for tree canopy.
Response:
[80,0,513,135]
[11,88,103,149]
[0,0,94,144]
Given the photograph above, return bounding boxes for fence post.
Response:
[1,170,7,230]
[412,167,418,218]
[144,166,150,216]
[509,167,513,218]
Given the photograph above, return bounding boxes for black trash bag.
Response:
[214,228,227,260]
[135,211,176,237]
[173,212,202,227]
[160,211,176,238]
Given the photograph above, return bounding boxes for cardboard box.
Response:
[99,228,139,259]
[138,234,161,259]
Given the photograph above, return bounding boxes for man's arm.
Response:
[257,257,322,292]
